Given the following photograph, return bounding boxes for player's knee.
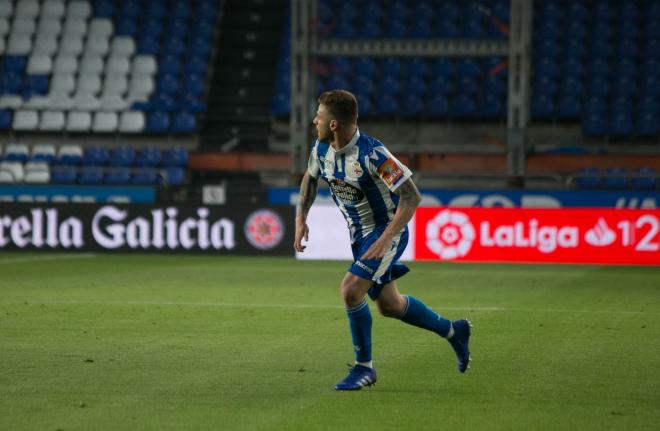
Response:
[340,281,363,307]
[376,295,406,318]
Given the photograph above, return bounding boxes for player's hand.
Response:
[361,236,392,260]
[294,218,309,252]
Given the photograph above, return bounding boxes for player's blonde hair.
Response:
[318,90,358,125]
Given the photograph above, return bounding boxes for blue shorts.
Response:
[348,227,410,300]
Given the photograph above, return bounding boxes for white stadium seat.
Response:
[0,1,13,19]
[39,110,66,131]
[80,56,104,74]
[42,0,65,19]
[66,111,91,132]
[0,161,24,183]
[51,73,75,94]
[36,18,62,36]
[93,112,118,132]
[15,0,39,18]
[103,75,128,96]
[119,111,145,133]
[77,74,102,95]
[107,56,130,75]
[85,36,109,56]
[27,54,53,74]
[89,18,113,38]
[12,110,39,130]
[110,37,135,57]
[131,56,157,76]
[58,144,82,159]
[32,143,56,160]
[47,92,74,110]
[99,94,129,111]
[128,75,154,99]
[0,95,23,109]
[66,1,91,20]
[59,35,83,56]
[53,54,78,74]
[73,93,101,111]
[24,162,50,183]
[10,17,36,36]
[62,18,87,37]
[7,34,32,55]
[22,95,50,110]
[5,143,29,159]
[34,33,58,55]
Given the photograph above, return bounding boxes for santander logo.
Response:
[584,218,617,246]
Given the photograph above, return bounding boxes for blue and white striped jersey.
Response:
[307,130,412,243]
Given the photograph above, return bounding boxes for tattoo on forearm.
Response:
[297,173,318,219]
[395,179,422,207]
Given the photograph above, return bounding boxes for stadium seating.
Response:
[271,0,660,140]
[0,0,216,134]
[0,142,188,186]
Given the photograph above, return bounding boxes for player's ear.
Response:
[329,119,338,131]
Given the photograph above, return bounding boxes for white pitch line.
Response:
[0,253,96,265]
[0,299,653,315]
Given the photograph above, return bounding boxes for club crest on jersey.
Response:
[324,157,334,173]
[352,161,364,178]
[377,158,404,186]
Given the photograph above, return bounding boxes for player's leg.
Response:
[375,281,472,373]
[335,272,377,390]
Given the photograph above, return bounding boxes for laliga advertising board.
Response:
[415,207,660,265]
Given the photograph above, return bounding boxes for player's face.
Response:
[313,104,334,143]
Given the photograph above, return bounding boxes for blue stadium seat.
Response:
[458,59,481,78]
[375,94,398,116]
[138,35,160,55]
[136,148,161,167]
[120,0,141,18]
[4,56,27,74]
[94,0,116,17]
[609,112,633,137]
[116,17,137,36]
[354,58,376,78]
[146,112,170,133]
[79,166,104,184]
[83,147,109,166]
[582,113,606,137]
[406,58,428,78]
[405,75,427,96]
[452,95,477,118]
[171,112,197,133]
[427,94,449,117]
[105,167,131,185]
[386,19,406,38]
[531,95,554,119]
[0,110,12,130]
[157,74,179,95]
[377,75,400,96]
[480,95,505,119]
[109,147,136,166]
[575,167,601,190]
[183,74,205,96]
[25,75,50,95]
[179,94,206,113]
[430,58,455,77]
[163,167,185,185]
[131,168,159,185]
[637,112,660,136]
[359,20,382,38]
[162,148,188,167]
[51,166,77,184]
[603,167,628,190]
[381,58,402,78]
[630,167,658,190]
[430,75,453,95]
[436,19,459,38]
[557,95,582,120]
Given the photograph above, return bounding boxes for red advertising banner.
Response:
[415,208,660,265]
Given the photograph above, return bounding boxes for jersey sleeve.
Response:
[365,145,412,192]
[307,141,320,178]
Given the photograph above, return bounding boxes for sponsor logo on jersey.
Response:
[355,260,374,274]
[244,209,284,250]
[330,179,364,204]
[377,158,404,186]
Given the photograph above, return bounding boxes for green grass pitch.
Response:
[1,253,659,430]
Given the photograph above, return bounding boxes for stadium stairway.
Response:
[200,0,287,152]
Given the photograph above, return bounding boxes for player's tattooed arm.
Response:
[294,172,318,252]
[296,171,318,221]
[394,178,422,209]
[362,178,421,259]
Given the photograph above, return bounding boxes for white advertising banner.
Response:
[296,205,414,261]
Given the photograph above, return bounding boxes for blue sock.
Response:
[399,295,452,337]
[346,300,372,363]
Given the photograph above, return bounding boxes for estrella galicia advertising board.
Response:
[0,204,293,255]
